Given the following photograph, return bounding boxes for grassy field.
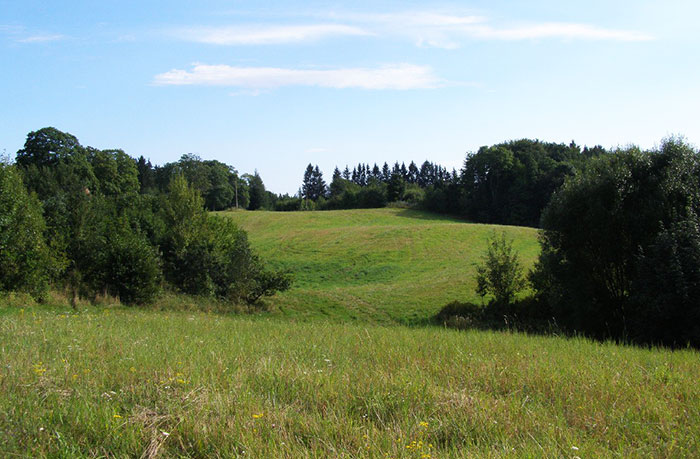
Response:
[1,306,698,457]
[2,209,698,457]
[220,208,539,323]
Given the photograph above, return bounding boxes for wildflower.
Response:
[33,363,47,375]
[252,413,264,419]
[113,414,122,419]
[419,421,429,428]
[161,431,170,437]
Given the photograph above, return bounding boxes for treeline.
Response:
[273,160,456,211]
[437,138,700,348]
[290,139,605,226]
[1,127,290,305]
[136,153,273,211]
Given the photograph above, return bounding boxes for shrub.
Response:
[97,220,162,305]
[159,174,291,304]
[0,164,53,298]
[475,231,526,306]
[532,138,700,345]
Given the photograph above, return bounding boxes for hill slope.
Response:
[221,208,539,323]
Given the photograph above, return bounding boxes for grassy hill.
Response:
[220,208,540,323]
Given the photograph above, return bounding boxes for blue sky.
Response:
[2,1,699,194]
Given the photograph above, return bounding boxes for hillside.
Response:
[221,208,539,323]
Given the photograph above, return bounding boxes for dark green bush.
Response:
[532,138,700,346]
[0,164,54,298]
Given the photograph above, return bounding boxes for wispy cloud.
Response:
[153,63,441,90]
[463,23,652,42]
[193,10,651,49]
[348,11,653,47]
[0,25,65,43]
[16,33,65,43]
[173,24,370,45]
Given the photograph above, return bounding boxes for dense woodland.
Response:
[2,127,290,307]
[2,127,699,347]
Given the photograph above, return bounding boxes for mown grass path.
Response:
[1,308,698,457]
[221,208,539,323]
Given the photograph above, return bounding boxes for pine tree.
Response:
[382,162,390,182]
[302,163,314,200]
[312,165,327,200]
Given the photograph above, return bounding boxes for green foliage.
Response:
[274,196,302,211]
[475,231,526,306]
[67,197,161,305]
[386,171,405,202]
[15,127,81,169]
[461,139,585,226]
[8,127,286,307]
[402,183,425,204]
[532,138,700,345]
[630,214,700,346]
[0,164,53,298]
[205,216,292,303]
[88,148,139,197]
[80,213,162,305]
[152,154,247,210]
[302,164,327,201]
[246,171,267,210]
[160,174,289,303]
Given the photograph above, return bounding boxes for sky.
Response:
[1,1,699,194]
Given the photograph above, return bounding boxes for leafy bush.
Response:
[0,164,54,298]
[159,174,291,304]
[532,138,700,346]
[475,231,526,306]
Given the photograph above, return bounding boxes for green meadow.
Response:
[1,208,698,457]
[220,208,539,323]
[1,307,699,457]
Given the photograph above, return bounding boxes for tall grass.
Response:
[1,305,698,457]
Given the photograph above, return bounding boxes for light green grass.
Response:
[220,208,539,323]
[1,306,698,457]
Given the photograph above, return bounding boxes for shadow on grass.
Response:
[416,297,564,337]
[392,208,470,223]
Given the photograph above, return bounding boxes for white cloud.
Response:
[315,11,653,47]
[16,33,65,43]
[175,24,370,45]
[153,63,441,90]
[336,11,485,27]
[464,23,652,41]
[0,26,65,43]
